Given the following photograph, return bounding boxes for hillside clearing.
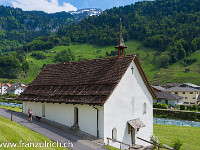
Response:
[1,41,200,85]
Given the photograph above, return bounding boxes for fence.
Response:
[137,137,173,150]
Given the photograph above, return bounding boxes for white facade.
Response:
[23,102,104,138]
[154,99,183,106]
[9,87,25,95]
[22,60,153,149]
[104,61,153,149]
[0,85,9,94]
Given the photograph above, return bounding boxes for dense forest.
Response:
[0,50,29,78]
[55,0,200,67]
[0,5,74,52]
[1,0,200,80]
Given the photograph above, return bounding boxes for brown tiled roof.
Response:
[0,83,11,88]
[156,92,183,100]
[18,54,156,105]
[164,86,200,92]
[160,83,180,88]
[152,86,166,92]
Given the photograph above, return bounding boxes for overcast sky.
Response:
[0,0,143,13]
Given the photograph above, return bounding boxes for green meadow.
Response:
[154,124,200,150]
[2,40,200,85]
[0,116,68,150]
[108,124,200,150]
[0,105,22,112]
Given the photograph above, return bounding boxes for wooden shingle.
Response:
[18,54,156,104]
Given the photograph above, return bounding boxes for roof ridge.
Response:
[47,54,137,66]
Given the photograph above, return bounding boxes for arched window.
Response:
[112,128,117,140]
[143,103,147,114]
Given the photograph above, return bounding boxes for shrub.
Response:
[31,52,47,60]
[180,105,185,110]
[54,48,75,63]
[192,104,197,111]
[197,106,200,111]
[174,104,180,109]
[171,138,183,150]
[153,103,169,109]
[5,93,18,98]
[182,58,197,66]
[187,106,193,111]
[150,134,159,148]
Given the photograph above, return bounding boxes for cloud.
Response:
[0,0,12,6]
[11,0,77,13]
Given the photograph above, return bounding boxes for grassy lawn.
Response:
[0,105,22,112]
[108,124,200,150]
[0,116,68,150]
[107,145,120,150]
[154,124,200,150]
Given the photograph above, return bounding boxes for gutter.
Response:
[93,105,99,138]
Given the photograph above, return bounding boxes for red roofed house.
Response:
[0,83,11,94]
[18,21,156,149]
[6,82,27,95]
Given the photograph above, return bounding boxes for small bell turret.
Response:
[115,18,127,59]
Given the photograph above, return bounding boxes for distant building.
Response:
[0,83,11,94]
[180,83,200,90]
[152,86,166,92]
[164,87,200,105]
[6,82,27,95]
[160,83,180,89]
[154,92,183,106]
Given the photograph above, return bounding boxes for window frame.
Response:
[143,103,147,114]
[112,128,117,140]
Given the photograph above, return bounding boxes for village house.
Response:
[180,83,200,90]
[7,82,27,95]
[160,83,180,89]
[18,20,156,149]
[164,87,200,105]
[152,85,166,92]
[154,92,183,106]
[0,83,11,95]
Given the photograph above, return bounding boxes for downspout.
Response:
[93,105,99,138]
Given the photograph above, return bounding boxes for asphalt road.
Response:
[0,108,108,150]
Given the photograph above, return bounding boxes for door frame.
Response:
[131,127,136,145]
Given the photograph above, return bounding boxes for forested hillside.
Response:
[0,6,74,52]
[56,0,200,67]
[1,0,200,84]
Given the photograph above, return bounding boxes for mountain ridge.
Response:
[0,5,102,52]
